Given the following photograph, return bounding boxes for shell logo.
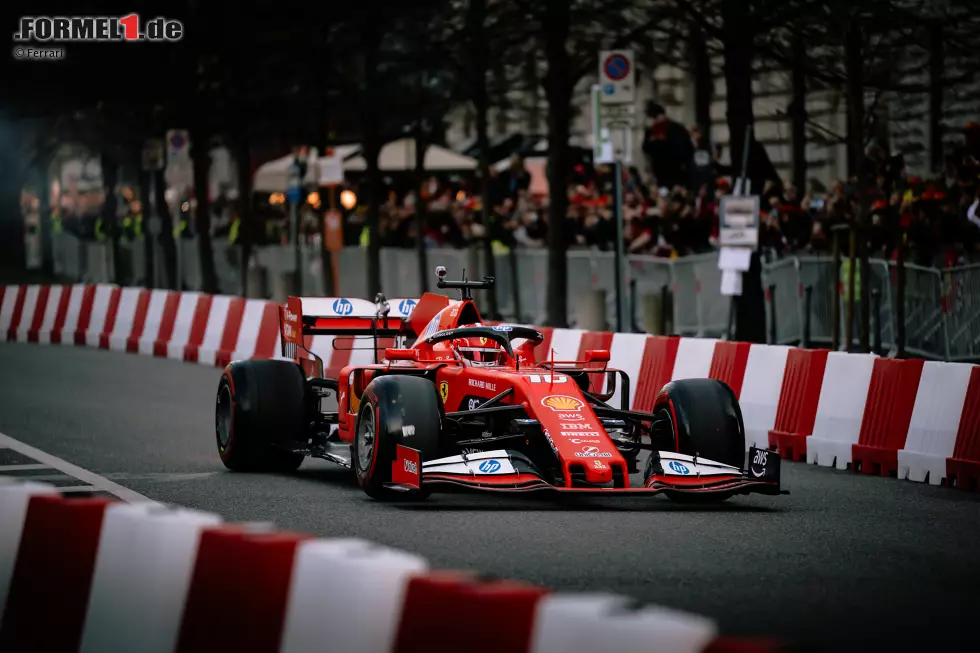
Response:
[541,395,584,412]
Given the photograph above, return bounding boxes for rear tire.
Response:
[651,379,745,503]
[353,375,442,500]
[216,360,308,473]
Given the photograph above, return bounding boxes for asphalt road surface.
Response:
[1,343,978,652]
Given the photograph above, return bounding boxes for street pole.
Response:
[146,172,156,287]
[613,159,625,333]
[291,197,302,296]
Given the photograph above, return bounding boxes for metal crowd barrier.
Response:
[50,233,980,360]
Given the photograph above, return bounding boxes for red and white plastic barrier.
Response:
[4,283,980,491]
[0,481,784,653]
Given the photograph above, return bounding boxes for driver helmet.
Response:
[455,331,504,366]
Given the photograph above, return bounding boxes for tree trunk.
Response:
[154,168,178,289]
[845,23,864,179]
[362,23,383,299]
[721,0,755,183]
[233,129,253,297]
[364,139,382,298]
[138,168,154,288]
[191,130,218,293]
[929,24,944,173]
[101,150,121,285]
[0,116,27,272]
[690,19,712,133]
[414,125,429,295]
[791,30,808,192]
[467,0,499,317]
[37,145,53,276]
[721,0,765,343]
[542,0,572,328]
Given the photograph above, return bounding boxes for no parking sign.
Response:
[598,49,634,104]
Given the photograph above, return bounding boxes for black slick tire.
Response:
[215,359,307,473]
[652,378,745,503]
[352,375,442,500]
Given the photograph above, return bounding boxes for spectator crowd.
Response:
[339,105,980,270]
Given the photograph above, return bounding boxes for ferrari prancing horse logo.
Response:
[479,337,488,345]
[439,381,449,404]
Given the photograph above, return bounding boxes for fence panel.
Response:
[942,264,980,361]
[48,238,980,360]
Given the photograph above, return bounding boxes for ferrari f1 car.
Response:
[214,267,784,502]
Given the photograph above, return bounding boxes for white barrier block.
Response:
[806,352,876,470]
[0,285,21,333]
[13,285,41,342]
[167,292,203,360]
[79,503,222,653]
[229,299,269,362]
[740,344,791,449]
[670,338,718,381]
[60,284,87,345]
[37,285,64,344]
[0,482,59,620]
[279,538,428,653]
[138,290,170,356]
[549,328,586,361]
[107,287,143,351]
[84,285,116,347]
[608,333,648,410]
[308,335,336,366]
[530,594,717,653]
[898,361,974,485]
[197,294,232,366]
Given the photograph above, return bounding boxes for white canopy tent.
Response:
[342,139,477,172]
[252,144,360,193]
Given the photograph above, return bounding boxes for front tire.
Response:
[216,360,308,472]
[651,378,745,503]
[353,375,442,500]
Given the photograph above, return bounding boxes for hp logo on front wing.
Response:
[478,460,501,473]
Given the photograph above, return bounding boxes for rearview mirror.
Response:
[584,349,610,363]
[385,348,416,361]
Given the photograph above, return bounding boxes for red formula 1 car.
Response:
[214,267,784,502]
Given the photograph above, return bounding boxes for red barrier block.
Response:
[5,285,27,342]
[768,348,829,461]
[947,365,980,491]
[851,358,924,477]
[175,527,311,653]
[0,496,113,653]
[393,571,550,653]
[709,341,752,398]
[633,336,680,413]
[577,331,614,393]
[26,285,51,343]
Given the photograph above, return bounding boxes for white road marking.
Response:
[0,432,159,505]
[0,464,50,472]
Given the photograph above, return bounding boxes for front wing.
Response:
[387,446,784,498]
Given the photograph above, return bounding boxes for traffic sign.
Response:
[719,195,760,247]
[598,50,635,104]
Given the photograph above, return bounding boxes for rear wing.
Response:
[279,295,419,371]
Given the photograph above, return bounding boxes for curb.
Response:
[0,481,791,653]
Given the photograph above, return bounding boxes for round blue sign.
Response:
[170,132,185,149]
[603,54,630,81]
[478,460,501,474]
[398,299,417,315]
[332,298,354,316]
